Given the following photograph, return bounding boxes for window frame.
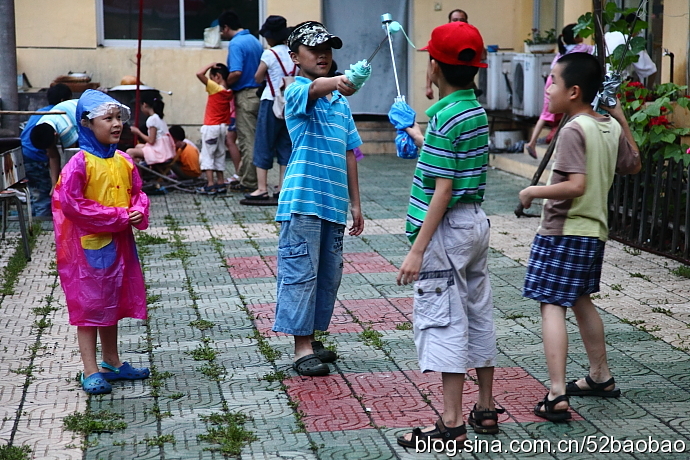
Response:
[96,0,265,48]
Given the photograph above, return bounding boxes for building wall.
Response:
[14,0,689,134]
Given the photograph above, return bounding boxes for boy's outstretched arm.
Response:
[309,75,356,100]
[195,63,214,84]
[518,173,586,209]
[397,177,453,286]
[346,149,364,236]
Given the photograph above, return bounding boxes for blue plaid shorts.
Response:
[523,234,605,307]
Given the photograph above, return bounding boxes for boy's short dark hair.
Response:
[169,125,185,142]
[46,84,72,105]
[210,63,230,81]
[30,123,57,149]
[556,52,602,104]
[434,58,479,88]
[218,10,241,31]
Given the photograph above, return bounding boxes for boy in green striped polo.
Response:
[396,22,502,448]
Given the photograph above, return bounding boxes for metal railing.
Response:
[609,153,690,263]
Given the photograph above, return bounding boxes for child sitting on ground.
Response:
[396,22,503,448]
[519,53,640,422]
[126,93,176,172]
[53,89,151,395]
[169,125,201,181]
[195,62,234,195]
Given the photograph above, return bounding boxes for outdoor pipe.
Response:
[664,49,674,83]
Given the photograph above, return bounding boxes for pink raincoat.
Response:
[52,150,150,326]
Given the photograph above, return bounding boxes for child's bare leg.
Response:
[216,170,225,185]
[398,372,467,444]
[294,334,315,361]
[248,167,269,197]
[225,130,241,175]
[277,164,287,193]
[570,294,615,389]
[127,147,145,163]
[77,326,99,377]
[539,303,569,410]
[204,170,214,187]
[474,367,497,427]
[98,325,123,370]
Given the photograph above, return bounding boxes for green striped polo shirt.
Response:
[405,89,489,243]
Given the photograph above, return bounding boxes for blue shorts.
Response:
[252,99,291,169]
[523,234,605,307]
[227,118,236,132]
[273,214,345,336]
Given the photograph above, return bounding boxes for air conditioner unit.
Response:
[511,53,555,117]
[477,52,515,110]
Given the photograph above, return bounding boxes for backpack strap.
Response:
[266,48,296,97]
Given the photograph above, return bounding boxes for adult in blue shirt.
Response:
[20,84,72,217]
[219,10,263,192]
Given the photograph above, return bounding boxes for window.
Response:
[100,0,260,44]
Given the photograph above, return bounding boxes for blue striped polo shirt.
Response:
[276,76,362,225]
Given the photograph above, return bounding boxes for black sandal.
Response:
[534,394,571,422]
[311,340,338,363]
[468,404,505,434]
[397,418,466,448]
[292,354,329,376]
[566,375,621,398]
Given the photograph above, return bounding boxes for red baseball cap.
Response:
[421,22,487,68]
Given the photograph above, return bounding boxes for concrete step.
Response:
[489,143,553,184]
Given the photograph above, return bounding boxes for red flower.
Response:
[649,115,670,127]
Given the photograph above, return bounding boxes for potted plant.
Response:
[524,28,557,53]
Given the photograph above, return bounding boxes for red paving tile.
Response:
[227,252,397,279]
[284,367,581,432]
[340,299,410,329]
[247,304,364,336]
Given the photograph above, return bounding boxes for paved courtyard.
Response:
[2,155,690,459]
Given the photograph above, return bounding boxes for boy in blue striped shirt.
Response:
[272,22,364,377]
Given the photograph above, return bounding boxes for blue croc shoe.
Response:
[81,372,112,395]
[100,362,150,381]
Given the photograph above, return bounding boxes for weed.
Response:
[652,307,673,316]
[610,284,623,291]
[0,444,32,460]
[261,370,287,383]
[31,305,59,316]
[135,233,168,245]
[621,318,645,326]
[167,392,185,400]
[623,246,642,256]
[188,342,218,361]
[639,324,661,333]
[309,441,324,452]
[142,434,175,447]
[395,322,412,331]
[0,224,42,295]
[671,265,690,278]
[112,440,127,447]
[199,362,227,381]
[359,328,384,349]
[146,294,162,305]
[197,412,257,456]
[63,410,127,436]
[250,329,281,362]
[629,272,651,282]
[189,319,215,331]
[498,231,509,235]
[32,317,52,329]
[505,313,528,320]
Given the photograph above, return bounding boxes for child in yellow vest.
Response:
[52,90,151,395]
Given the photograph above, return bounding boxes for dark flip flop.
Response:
[311,340,338,363]
[566,375,621,398]
[293,354,329,376]
[526,145,538,159]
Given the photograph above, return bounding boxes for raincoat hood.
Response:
[77,89,131,159]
